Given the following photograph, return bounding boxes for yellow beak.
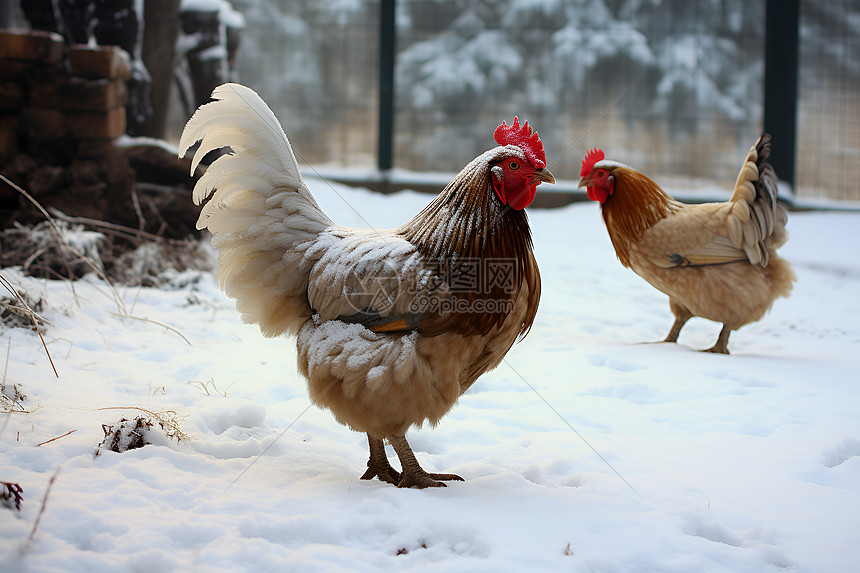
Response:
[578,174,591,189]
[535,168,555,185]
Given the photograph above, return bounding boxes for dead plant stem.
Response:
[0,273,58,378]
[21,467,60,555]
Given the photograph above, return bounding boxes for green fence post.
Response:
[378,0,395,173]
[764,0,800,189]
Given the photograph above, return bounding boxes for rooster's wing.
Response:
[304,228,448,332]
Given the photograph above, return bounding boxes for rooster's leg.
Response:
[360,434,401,485]
[389,434,464,489]
[703,324,732,354]
[664,301,692,343]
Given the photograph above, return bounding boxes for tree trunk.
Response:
[142,0,181,140]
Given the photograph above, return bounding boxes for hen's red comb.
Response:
[581,148,605,177]
[494,117,546,169]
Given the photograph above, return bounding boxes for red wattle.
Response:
[508,184,537,210]
[587,186,607,204]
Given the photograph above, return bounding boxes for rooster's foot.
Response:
[389,434,464,489]
[360,464,401,485]
[361,434,401,485]
[397,470,464,489]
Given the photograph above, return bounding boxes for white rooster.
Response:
[180,84,553,488]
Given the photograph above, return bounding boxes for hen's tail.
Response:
[728,134,789,266]
[179,83,331,337]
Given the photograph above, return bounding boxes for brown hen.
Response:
[579,135,795,353]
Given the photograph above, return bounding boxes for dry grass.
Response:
[20,468,59,555]
[0,273,57,378]
[0,176,201,393]
[190,378,233,397]
[0,337,28,414]
[94,407,190,449]
[1,480,23,511]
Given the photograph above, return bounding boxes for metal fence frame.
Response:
[370,0,848,204]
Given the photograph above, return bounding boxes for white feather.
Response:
[179,83,334,337]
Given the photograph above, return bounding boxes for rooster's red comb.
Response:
[581,148,605,177]
[494,117,546,169]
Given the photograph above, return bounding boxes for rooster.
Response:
[180,84,553,488]
[578,135,795,353]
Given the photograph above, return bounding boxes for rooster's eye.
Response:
[508,160,520,171]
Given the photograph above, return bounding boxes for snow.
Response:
[1,178,859,572]
[180,0,246,29]
[397,27,523,109]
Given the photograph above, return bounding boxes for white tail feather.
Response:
[179,83,332,337]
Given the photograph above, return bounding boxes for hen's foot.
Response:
[360,434,401,485]
[665,304,692,343]
[701,324,731,354]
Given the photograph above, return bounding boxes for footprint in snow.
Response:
[587,353,646,372]
[682,510,796,570]
[822,437,860,468]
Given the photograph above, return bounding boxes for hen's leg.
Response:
[664,300,692,343]
[360,434,401,485]
[389,435,464,489]
[703,324,732,354]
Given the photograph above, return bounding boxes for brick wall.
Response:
[0,28,138,223]
[0,29,201,243]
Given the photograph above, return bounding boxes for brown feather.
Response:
[398,153,540,340]
[602,168,680,267]
[595,136,795,352]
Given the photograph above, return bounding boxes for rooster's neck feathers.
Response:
[398,148,538,338]
[602,167,680,267]
[401,150,530,257]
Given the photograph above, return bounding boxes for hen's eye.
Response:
[508,160,520,170]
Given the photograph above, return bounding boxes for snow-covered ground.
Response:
[1,178,858,572]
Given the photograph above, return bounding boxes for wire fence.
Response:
[391,0,766,191]
[226,0,858,201]
[796,0,860,201]
[7,0,856,201]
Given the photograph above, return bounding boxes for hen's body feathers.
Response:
[581,135,795,353]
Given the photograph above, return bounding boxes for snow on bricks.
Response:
[0,29,202,275]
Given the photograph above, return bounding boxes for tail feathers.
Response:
[728,134,788,266]
[179,83,329,233]
[180,83,296,177]
[211,235,317,337]
[179,83,332,338]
